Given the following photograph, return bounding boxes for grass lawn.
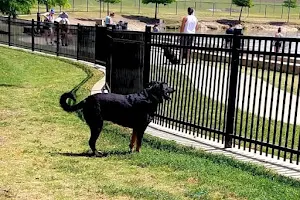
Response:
[1,46,300,199]
[24,0,300,24]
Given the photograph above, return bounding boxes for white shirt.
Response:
[184,15,198,34]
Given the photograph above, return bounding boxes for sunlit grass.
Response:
[1,46,300,199]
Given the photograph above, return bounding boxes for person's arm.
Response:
[196,21,199,32]
[180,17,187,33]
[42,12,49,18]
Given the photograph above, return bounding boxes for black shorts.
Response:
[274,41,282,48]
[180,36,194,59]
[180,35,193,46]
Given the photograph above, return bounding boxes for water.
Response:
[166,28,300,38]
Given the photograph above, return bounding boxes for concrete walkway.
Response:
[2,44,299,180]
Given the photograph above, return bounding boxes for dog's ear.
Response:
[146,81,160,88]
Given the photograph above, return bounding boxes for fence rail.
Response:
[0,16,299,165]
[34,0,300,20]
[148,31,300,164]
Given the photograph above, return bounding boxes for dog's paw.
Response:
[90,151,104,157]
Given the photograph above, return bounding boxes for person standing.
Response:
[274,27,283,53]
[180,7,199,64]
[43,9,55,45]
[105,12,115,27]
[224,24,234,48]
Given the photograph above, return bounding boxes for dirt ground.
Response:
[66,13,300,35]
[68,14,148,31]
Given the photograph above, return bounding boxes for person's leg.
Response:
[51,28,54,44]
[44,29,49,44]
[186,36,193,62]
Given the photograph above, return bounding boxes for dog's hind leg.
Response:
[129,130,137,153]
[88,121,103,157]
[135,128,147,153]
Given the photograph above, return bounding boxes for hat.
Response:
[50,9,55,14]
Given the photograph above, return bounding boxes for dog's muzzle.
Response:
[164,87,175,100]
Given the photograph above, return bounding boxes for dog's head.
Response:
[146,81,175,103]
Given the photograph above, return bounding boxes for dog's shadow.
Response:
[56,150,132,158]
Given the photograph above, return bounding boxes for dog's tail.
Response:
[60,92,85,112]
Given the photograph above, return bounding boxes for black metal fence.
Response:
[0,16,94,62]
[149,31,300,164]
[36,0,300,20]
[1,16,299,165]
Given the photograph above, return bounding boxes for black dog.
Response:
[60,81,175,156]
[162,46,180,64]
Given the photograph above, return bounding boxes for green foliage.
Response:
[100,0,121,3]
[0,0,35,16]
[56,0,71,8]
[232,0,253,7]
[142,0,175,4]
[39,0,70,11]
[283,0,297,8]
[232,0,253,22]
[142,0,176,19]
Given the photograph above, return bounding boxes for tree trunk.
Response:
[239,6,244,23]
[107,3,109,16]
[287,4,291,22]
[46,4,49,12]
[155,3,158,19]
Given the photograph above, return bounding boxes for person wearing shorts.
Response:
[274,27,283,53]
[179,7,199,64]
[43,9,55,45]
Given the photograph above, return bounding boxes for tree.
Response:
[0,0,35,18]
[96,0,120,16]
[56,0,71,10]
[232,0,253,23]
[283,0,297,22]
[142,0,176,19]
[39,0,70,12]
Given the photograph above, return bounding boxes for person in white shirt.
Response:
[43,9,55,45]
[105,12,115,27]
[274,27,283,53]
[180,7,199,64]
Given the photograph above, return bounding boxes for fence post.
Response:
[224,29,242,148]
[56,23,59,56]
[247,7,249,17]
[8,15,11,46]
[77,23,81,60]
[212,3,215,16]
[120,0,122,13]
[37,12,41,33]
[138,0,141,14]
[143,26,151,87]
[265,5,267,18]
[100,0,102,18]
[281,5,283,18]
[87,0,89,12]
[176,2,178,15]
[31,19,35,51]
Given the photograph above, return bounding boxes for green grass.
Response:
[242,64,299,95]
[28,0,300,21]
[1,46,300,199]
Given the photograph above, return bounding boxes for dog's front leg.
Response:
[129,130,137,153]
